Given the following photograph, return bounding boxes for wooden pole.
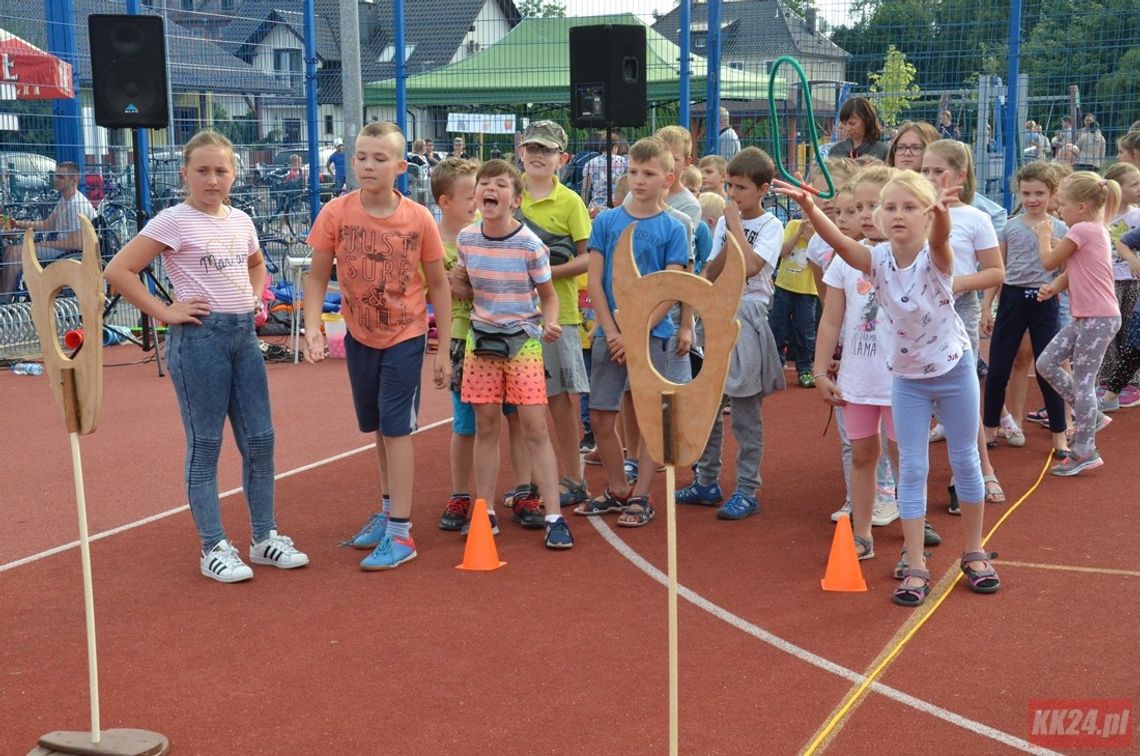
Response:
[24,217,170,755]
[662,392,678,756]
[62,368,101,742]
[611,226,745,756]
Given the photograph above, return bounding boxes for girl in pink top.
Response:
[1035,172,1123,476]
[105,130,308,582]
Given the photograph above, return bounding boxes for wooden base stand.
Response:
[30,729,169,756]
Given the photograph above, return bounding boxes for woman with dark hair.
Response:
[830,96,889,161]
[887,120,940,171]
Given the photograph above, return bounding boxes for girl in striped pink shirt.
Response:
[105,130,308,583]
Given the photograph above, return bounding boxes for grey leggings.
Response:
[1036,316,1121,456]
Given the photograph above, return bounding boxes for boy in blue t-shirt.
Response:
[573,137,689,527]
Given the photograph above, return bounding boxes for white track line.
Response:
[589,518,1061,756]
[0,418,453,573]
[1,416,1063,756]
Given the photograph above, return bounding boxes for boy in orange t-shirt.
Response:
[304,121,452,571]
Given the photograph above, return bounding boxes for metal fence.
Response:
[2,0,1137,355]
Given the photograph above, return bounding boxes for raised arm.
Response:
[926,175,963,275]
[772,179,872,274]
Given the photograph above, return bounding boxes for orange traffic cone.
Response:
[821,514,867,592]
[456,498,506,571]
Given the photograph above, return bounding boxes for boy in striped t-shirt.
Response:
[450,159,574,549]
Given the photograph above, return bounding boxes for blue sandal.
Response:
[617,497,655,528]
[573,488,627,517]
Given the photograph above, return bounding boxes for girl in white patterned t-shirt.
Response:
[105,129,308,583]
[777,170,1000,608]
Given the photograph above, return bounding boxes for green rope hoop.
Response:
[768,55,835,199]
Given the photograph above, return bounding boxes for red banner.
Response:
[0,30,74,100]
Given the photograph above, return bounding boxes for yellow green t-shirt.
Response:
[442,239,474,339]
[775,219,819,296]
[520,176,592,325]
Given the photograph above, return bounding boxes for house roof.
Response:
[69,0,290,94]
[217,0,340,62]
[652,0,850,62]
[363,13,787,107]
[357,0,520,82]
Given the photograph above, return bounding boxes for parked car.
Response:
[0,151,57,202]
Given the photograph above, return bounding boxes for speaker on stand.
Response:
[569,24,647,207]
[88,14,171,373]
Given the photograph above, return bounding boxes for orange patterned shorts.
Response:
[460,336,548,406]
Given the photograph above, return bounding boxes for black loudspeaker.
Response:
[569,25,647,128]
[89,14,169,129]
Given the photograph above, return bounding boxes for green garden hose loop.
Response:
[768,55,835,199]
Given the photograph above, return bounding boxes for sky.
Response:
[561,0,854,30]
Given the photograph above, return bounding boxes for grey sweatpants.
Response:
[695,393,764,497]
[1037,315,1121,456]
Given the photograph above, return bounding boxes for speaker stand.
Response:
[605,128,615,208]
[101,128,167,377]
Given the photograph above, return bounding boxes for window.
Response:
[180,0,193,10]
[273,48,303,89]
[221,0,235,9]
[691,31,707,52]
[377,44,416,64]
[325,115,334,135]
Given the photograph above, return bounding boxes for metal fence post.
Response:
[44,0,84,167]
[704,0,721,157]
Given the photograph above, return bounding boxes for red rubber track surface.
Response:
[2,345,1137,753]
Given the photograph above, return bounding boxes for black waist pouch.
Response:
[471,321,528,359]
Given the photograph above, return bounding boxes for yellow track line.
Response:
[1000,560,1140,578]
[801,452,1054,755]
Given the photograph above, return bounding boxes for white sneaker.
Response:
[201,539,254,583]
[830,501,852,522]
[871,497,900,527]
[249,530,310,569]
[929,424,946,442]
[999,415,1026,447]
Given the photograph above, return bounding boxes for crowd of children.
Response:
[106,114,1139,607]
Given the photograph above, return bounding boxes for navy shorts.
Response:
[345,331,426,436]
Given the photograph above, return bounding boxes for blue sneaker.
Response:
[345,512,388,549]
[716,491,759,520]
[460,512,500,536]
[360,534,417,570]
[544,517,574,549]
[623,458,639,485]
[676,480,723,507]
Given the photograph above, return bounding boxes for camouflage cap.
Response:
[520,120,567,151]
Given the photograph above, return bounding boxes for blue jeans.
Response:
[768,287,817,373]
[167,313,277,552]
[892,351,983,520]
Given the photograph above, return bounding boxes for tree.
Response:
[516,0,565,17]
[868,45,920,127]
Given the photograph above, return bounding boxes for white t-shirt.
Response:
[823,256,892,405]
[869,241,970,379]
[141,203,260,313]
[948,203,999,279]
[806,232,834,271]
[708,212,783,305]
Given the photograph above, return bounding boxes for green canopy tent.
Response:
[363,13,787,108]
